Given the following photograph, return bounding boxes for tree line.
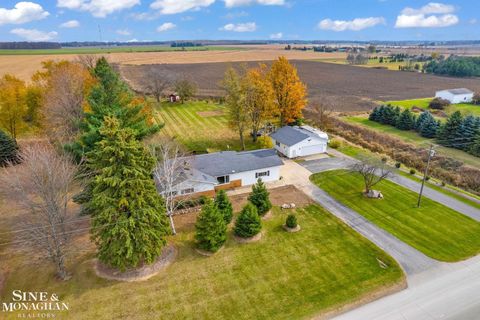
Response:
[369,105,480,157]
[223,57,307,150]
[423,56,480,77]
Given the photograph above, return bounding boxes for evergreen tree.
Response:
[234,203,262,238]
[420,117,440,138]
[415,111,432,131]
[195,199,227,252]
[0,129,17,166]
[214,190,233,224]
[248,178,272,216]
[395,109,416,130]
[369,106,380,122]
[437,111,464,146]
[456,115,478,150]
[88,117,170,270]
[470,131,480,156]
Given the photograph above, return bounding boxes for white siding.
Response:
[435,91,473,104]
[170,180,215,195]
[230,166,281,186]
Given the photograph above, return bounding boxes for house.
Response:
[157,149,283,198]
[270,125,329,158]
[169,93,180,103]
[435,88,474,104]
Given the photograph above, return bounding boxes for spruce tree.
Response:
[396,109,416,130]
[437,111,464,146]
[195,199,227,252]
[234,203,262,238]
[369,107,380,122]
[415,111,432,131]
[420,117,440,138]
[88,117,170,270]
[0,129,17,166]
[248,178,272,216]
[214,189,233,224]
[456,115,477,150]
[469,131,480,156]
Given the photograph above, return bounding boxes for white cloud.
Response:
[157,22,176,32]
[150,0,215,15]
[220,22,256,32]
[395,2,459,28]
[318,17,385,31]
[60,19,80,28]
[469,18,478,25]
[116,29,131,35]
[223,0,285,7]
[0,2,49,25]
[269,32,282,39]
[10,28,58,41]
[57,0,140,18]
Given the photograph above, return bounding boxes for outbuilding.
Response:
[435,88,474,104]
[270,125,329,158]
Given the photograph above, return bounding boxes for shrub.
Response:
[473,93,480,105]
[395,162,401,168]
[234,203,261,238]
[248,178,272,216]
[214,190,233,224]
[285,214,297,228]
[0,129,17,166]
[429,98,450,110]
[328,139,341,149]
[195,199,227,252]
[381,157,388,163]
[410,169,416,175]
[441,181,446,186]
[425,176,431,181]
[257,136,273,149]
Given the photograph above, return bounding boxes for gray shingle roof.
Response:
[189,149,283,177]
[443,88,474,95]
[270,126,309,146]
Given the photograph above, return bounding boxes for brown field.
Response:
[0,48,345,81]
[121,60,480,111]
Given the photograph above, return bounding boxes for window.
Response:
[181,188,194,195]
[255,171,270,178]
[166,191,178,197]
[216,175,230,184]
[275,141,280,147]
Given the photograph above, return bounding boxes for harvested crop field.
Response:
[0,48,344,81]
[121,60,480,112]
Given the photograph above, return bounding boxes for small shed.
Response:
[169,94,180,103]
[435,88,474,104]
[270,125,329,159]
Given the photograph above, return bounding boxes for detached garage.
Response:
[270,125,329,159]
[435,88,474,104]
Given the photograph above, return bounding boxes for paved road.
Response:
[280,160,439,277]
[301,156,480,222]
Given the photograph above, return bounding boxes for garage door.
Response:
[300,144,325,156]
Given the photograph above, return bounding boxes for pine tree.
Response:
[415,111,432,131]
[248,178,272,216]
[214,190,233,224]
[88,117,170,270]
[420,117,440,138]
[195,199,227,252]
[234,202,262,238]
[395,109,416,130]
[456,115,478,150]
[0,129,17,166]
[470,131,480,156]
[437,111,464,146]
[369,107,380,122]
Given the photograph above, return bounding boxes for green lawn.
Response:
[342,116,480,168]
[1,205,403,319]
[154,100,261,152]
[0,46,242,55]
[387,98,480,117]
[311,170,480,262]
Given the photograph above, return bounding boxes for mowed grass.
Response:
[1,205,403,319]
[387,98,480,117]
[341,116,480,168]
[154,100,261,152]
[311,170,480,262]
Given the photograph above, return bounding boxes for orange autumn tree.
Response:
[0,74,27,140]
[268,56,307,126]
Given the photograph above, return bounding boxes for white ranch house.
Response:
[270,125,329,159]
[157,149,283,198]
[435,88,474,104]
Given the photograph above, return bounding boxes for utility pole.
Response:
[417,144,435,208]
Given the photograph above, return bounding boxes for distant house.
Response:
[270,125,329,158]
[157,149,283,198]
[169,94,180,103]
[435,88,474,104]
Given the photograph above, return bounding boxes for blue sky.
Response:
[0,1,478,42]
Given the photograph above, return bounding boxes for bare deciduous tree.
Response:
[76,54,98,70]
[310,100,334,131]
[152,140,192,235]
[0,144,79,280]
[143,71,171,102]
[350,158,392,193]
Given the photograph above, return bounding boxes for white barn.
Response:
[435,88,474,104]
[270,125,329,159]
[156,149,283,198]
